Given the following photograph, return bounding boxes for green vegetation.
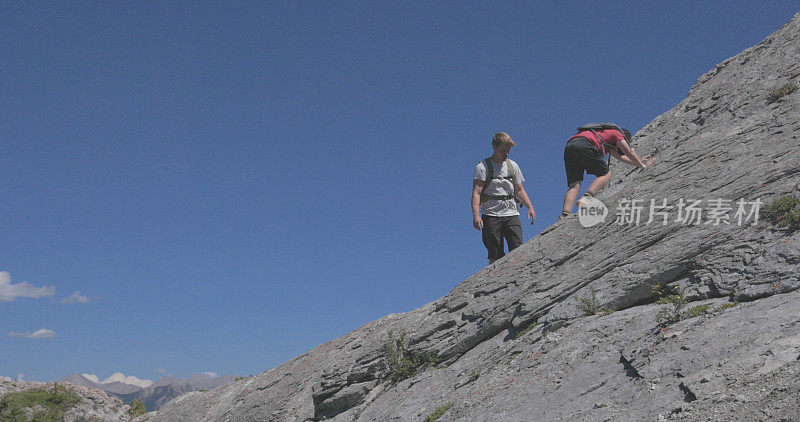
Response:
[653,285,717,326]
[514,320,538,339]
[2,407,27,422]
[654,284,689,327]
[578,290,613,316]
[0,385,81,422]
[762,195,800,232]
[235,375,253,381]
[768,82,797,102]
[717,301,739,312]
[507,351,522,364]
[128,398,146,417]
[469,369,480,383]
[383,330,439,383]
[683,304,711,319]
[424,402,454,422]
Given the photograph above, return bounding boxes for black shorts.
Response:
[564,137,609,187]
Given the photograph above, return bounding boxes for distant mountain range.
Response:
[59,373,144,395]
[85,372,153,388]
[59,373,237,411]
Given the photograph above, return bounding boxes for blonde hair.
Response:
[492,132,515,147]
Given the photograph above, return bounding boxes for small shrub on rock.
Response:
[424,402,454,422]
[128,398,146,417]
[578,290,613,316]
[717,301,739,312]
[768,82,797,102]
[506,351,522,364]
[762,195,800,231]
[513,320,538,340]
[682,304,711,319]
[383,330,439,383]
[654,285,688,327]
[654,285,717,327]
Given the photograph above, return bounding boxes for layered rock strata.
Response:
[144,12,800,422]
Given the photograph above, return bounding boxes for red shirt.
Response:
[569,129,626,153]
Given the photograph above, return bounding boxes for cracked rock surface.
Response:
[144,12,800,422]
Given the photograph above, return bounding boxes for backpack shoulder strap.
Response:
[480,158,516,204]
[505,159,517,185]
[506,159,523,207]
[483,157,493,186]
[587,128,607,157]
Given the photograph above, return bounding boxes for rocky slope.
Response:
[144,12,800,422]
[0,380,132,421]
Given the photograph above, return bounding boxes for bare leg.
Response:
[562,181,581,213]
[586,171,612,196]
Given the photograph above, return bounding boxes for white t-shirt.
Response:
[474,158,525,217]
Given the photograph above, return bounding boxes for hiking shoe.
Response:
[576,192,595,210]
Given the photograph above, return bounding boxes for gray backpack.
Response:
[479,157,521,207]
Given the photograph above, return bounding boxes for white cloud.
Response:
[0,271,56,302]
[61,291,90,304]
[201,372,219,378]
[8,329,56,339]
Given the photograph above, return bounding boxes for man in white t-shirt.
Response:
[471,132,536,264]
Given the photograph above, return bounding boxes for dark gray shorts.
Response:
[564,137,610,187]
[482,214,523,260]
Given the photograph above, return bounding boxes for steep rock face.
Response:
[144,12,800,422]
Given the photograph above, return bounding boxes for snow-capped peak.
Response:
[82,372,153,388]
[101,372,153,388]
[82,374,100,383]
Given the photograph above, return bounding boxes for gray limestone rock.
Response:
[144,11,800,422]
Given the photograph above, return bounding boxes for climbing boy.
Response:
[472,132,536,264]
[561,123,654,217]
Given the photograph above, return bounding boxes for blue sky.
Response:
[1,2,797,382]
